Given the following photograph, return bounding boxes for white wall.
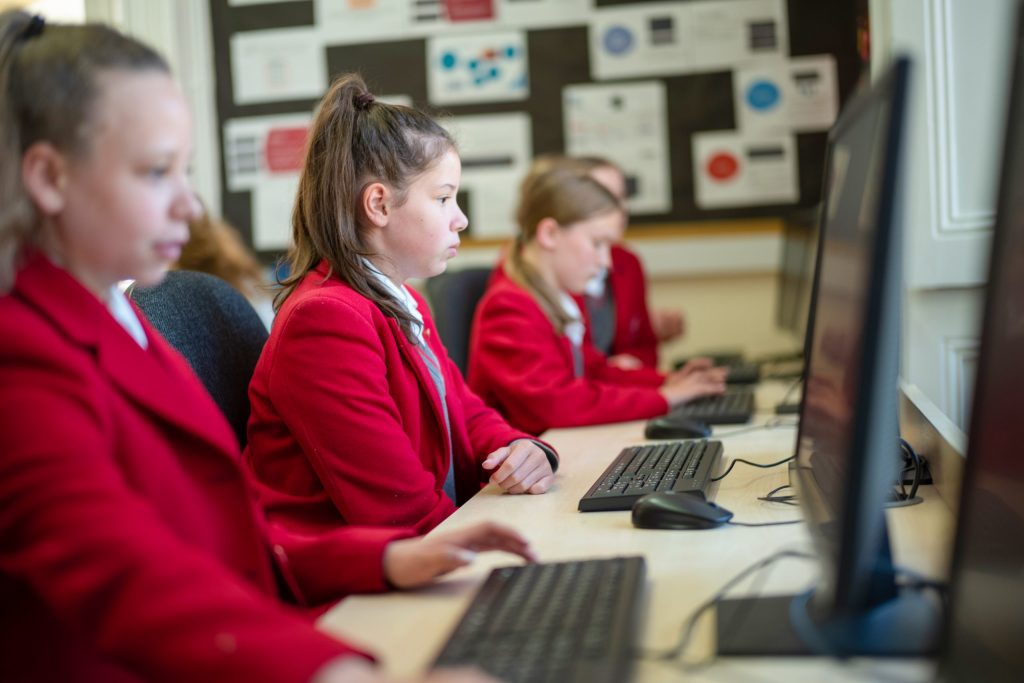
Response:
[871,0,1017,432]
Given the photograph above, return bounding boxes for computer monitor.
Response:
[715,56,940,656]
[938,12,1024,679]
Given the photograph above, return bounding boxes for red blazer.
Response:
[583,244,659,368]
[0,254,384,683]
[468,267,668,435]
[244,261,542,541]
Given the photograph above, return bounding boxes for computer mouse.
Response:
[631,492,734,530]
[644,415,712,440]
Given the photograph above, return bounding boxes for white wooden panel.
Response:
[881,0,1014,288]
[904,287,984,431]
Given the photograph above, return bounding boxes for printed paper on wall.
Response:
[692,131,799,209]
[564,81,672,214]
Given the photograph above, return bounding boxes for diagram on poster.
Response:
[427,31,528,105]
[564,81,671,214]
[230,27,326,105]
[224,113,312,249]
[440,113,532,238]
[589,0,788,81]
[692,131,798,209]
[734,54,838,133]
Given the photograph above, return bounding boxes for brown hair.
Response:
[506,161,622,330]
[0,11,169,293]
[277,72,455,341]
[177,210,266,299]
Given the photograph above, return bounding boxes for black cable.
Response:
[758,483,798,505]
[637,549,815,665]
[710,454,796,482]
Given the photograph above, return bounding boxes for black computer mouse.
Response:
[644,415,712,440]
[631,492,734,530]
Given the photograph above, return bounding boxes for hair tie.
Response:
[354,91,376,111]
[18,15,45,42]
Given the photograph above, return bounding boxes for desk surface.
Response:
[318,383,955,682]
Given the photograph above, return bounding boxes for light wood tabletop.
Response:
[318,382,955,682]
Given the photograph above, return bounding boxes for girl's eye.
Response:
[147,166,170,179]
[439,196,450,206]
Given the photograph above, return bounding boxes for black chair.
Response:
[424,266,492,376]
[129,271,269,449]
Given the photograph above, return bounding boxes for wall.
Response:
[871,0,1017,433]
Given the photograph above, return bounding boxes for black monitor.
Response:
[938,11,1024,679]
[715,57,940,656]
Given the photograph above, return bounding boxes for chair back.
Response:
[424,266,492,375]
[130,271,269,449]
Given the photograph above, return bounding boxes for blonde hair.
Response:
[277,72,455,342]
[177,210,266,299]
[0,11,169,293]
[506,161,622,330]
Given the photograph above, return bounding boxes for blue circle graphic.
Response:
[746,80,781,111]
[603,26,634,55]
[440,52,457,70]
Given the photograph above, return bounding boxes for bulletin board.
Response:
[209,0,861,255]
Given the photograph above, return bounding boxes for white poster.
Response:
[564,81,672,214]
[590,0,788,80]
[230,27,327,105]
[497,0,591,29]
[441,113,532,239]
[734,54,839,133]
[690,0,789,70]
[224,114,313,250]
[427,31,528,105]
[315,0,496,43]
[692,131,799,209]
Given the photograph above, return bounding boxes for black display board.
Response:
[209,0,861,255]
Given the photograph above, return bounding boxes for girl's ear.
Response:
[534,217,562,250]
[361,181,391,228]
[21,142,69,216]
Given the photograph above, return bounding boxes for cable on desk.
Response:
[758,483,798,506]
[727,519,802,527]
[637,548,815,668]
[712,417,798,440]
[710,453,796,482]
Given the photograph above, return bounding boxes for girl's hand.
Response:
[607,353,643,370]
[652,309,685,342]
[383,521,536,589]
[481,440,554,495]
[658,369,727,407]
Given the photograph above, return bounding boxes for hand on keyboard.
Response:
[383,521,537,589]
[660,363,727,407]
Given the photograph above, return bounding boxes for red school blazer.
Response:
[0,254,393,682]
[244,260,543,541]
[468,267,668,436]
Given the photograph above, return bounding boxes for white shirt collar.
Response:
[558,291,585,348]
[107,285,148,349]
[362,258,425,344]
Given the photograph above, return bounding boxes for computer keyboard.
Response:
[578,439,724,512]
[432,556,646,683]
[669,387,755,425]
[726,362,761,384]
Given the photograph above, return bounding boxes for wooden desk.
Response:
[318,384,955,682]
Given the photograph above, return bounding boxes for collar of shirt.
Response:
[362,258,426,345]
[108,285,148,349]
[584,266,609,298]
[558,290,585,348]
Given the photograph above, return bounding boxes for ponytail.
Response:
[278,72,455,343]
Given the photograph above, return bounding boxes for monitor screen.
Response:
[939,12,1024,679]
[716,58,939,656]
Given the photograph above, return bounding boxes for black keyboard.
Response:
[432,556,646,683]
[726,362,761,384]
[669,387,755,424]
[578,439,723,512]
